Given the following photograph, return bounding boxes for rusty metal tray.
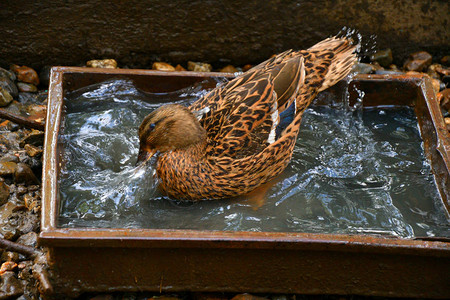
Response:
[40,67,450,298]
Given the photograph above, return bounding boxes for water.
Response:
[58,79,449,238]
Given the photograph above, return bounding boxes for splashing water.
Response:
[58,79,449,238]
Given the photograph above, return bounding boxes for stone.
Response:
[0,271,24,298]
[152,62,175,71]
[435,65,450,77]
[10,65,40,85]
[427,64,441,80]
[220,65,238,73]
[0,161,17,176]
[0,251,19,263]
[0,182,9,205]
[23,193,40,213]
[445,117,450,131]
[0,261,17,275]
[187,61,212,72]
[231,294,268,300]
[242,64,253,72]
[0,76,18,98]
[352,63,375,74]
[441,56,450,66]
[19,130,44,147]
[371,48,393,68]
[14,163,39,185]
[0,87,13,107]
[437,88,450,111]
[17,82,38,93]
[0,67,16,81]
[175,64,186,71]
[86,59,118,69]
[430,78,442,94]
[0,153,19,163]
[16,232,37,248]
[17,260,33,281]
[24,144,42,157]
[403,51,433,72]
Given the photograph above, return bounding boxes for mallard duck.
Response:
[137,36,358,200]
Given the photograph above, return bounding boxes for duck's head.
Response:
[136,104,207,165]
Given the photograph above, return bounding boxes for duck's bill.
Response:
[136,148,156,165]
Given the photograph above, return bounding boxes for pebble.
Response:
[352,63,370,75]
[19,130,44,147]
[0,251,19,263]
[0,261,17,275]
[437,88,450,111]
[0,161,17,176]
[231,294,268,300]
[403,51,433,72]
[445,117,450,131]
[187,61,212,72]
[441,55,450,66]
[16,232,37,248]
[0,153,19,163]
[175,64,186,71]
[10,65,40,86]
[0,67,16,82]
[0,87,13,107]
[14,163,39,185]
[24,144,42,157]
[435,65,450,77]
[0,271,24,298]
[0,76,18,98]
[86,59,118,69]
[0,181,9,205]
[430,78,442,94]
[152,62,175,71]
[23,193,40,213]
[17,260,33,281]
[17,82,38,93]
[219,65,238,73]
[371,48,393,68]
[242,64,253,72]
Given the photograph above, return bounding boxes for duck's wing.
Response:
[191,54,305,158]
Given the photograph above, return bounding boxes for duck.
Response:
[137,36,358,201]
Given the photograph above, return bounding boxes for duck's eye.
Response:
[149,123,156,130]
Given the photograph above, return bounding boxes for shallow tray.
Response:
[40,67,450,298]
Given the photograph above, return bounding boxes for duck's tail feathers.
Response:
[309,36,358,92]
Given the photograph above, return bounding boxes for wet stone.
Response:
[24,144,42,157]
[231,294,268,300]
[220,65,238,73]
[14,163,39,185]
[431,78,442,94]
[19,130,44,147]
[187,61,212,72]
[0,76,18,98]
[86,59,118,69]
[17,82,38,93]
[371,48,393,68]
[352,63,374,74]
[0,161,17,176]
[0,87,13,107]
[11,65,40,86]
[0,182,9,205]
[0,271,24,298]
[24,193,40,213]
[17,261,33,281]
[403,51,433,72]
[435,65,450,77]
[152,62,175,71]
[242,64,253,72]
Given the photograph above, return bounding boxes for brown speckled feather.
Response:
[138,36,358,200]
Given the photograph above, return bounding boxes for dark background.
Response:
[1,0,449,70]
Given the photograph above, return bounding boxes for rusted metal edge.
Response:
[38,228,450,255]
[40,68,449,253]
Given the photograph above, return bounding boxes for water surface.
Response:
[58,79,449,238]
